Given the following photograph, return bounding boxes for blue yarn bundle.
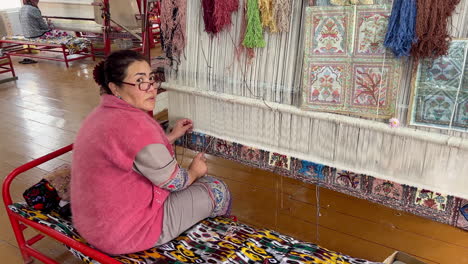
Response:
[384,0,417,57]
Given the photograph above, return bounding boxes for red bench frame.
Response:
[0,53,17,82]
[2,144,121,264]
[0,40,95,68]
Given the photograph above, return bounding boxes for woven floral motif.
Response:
[410,40,468,131]
[457,202,468,230]
[333,170,363,191]
[302,5,401,118]
[371,179,403,200]
[454,92,468,129]
[268,152,291,170]
[351,64,391,108]
[414,90,458,126]
[306,6,352,58]
[354,10,390,57]
[303,61,399,117]
[213,139,236,157]
[427,59,464,90]
[239,146,264,165]
[415,189,448,211]
[306,63,348,106]
[297,160,327,180]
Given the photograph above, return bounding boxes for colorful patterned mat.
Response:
[9,202,381,264]
[3,34,91,55]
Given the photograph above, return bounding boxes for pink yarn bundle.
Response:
[202,0,239,35]
[160,0,187,66]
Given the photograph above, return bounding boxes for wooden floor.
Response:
[0,52,467,264]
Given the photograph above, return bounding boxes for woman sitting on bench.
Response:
[71,50,232,255]
[20,0,50,38]
[19,0,51,64]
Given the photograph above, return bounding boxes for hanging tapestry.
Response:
[305,6,353,58]
[302,5,402,118]
[409,39,468,131]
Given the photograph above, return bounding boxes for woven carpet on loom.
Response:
[301,5,402,119]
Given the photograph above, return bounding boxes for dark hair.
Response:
[93,50,147,95]
[23,0,38,7]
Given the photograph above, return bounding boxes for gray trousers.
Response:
[155,180,215,245]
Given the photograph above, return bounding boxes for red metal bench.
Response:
[0,39,95,68]
[2,144,122,264]
[0,53,17,83]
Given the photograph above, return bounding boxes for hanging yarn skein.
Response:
[384,0,417,57]
[411,0,461,60]
[273,0,291,32]
[259,0,277,32]
[202,0,239,35]
[160,0,187,68]
[243,0,266,48]
[237,0,255,60]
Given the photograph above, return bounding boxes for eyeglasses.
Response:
[120,77,160,92]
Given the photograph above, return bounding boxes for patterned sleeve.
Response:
[133,144,190,192]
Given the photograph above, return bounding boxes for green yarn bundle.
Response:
[242,0,265,48]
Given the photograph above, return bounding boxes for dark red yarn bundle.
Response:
[411,0,461,60]
[202,0,239,35]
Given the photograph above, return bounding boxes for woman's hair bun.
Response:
[93,61,106,87]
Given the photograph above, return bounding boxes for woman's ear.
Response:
[108,82,120,97]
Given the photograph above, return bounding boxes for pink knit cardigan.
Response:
[71,94,171,254]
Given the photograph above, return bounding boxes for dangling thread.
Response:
[243,0,266,48]
[315,185,321,242]
[411,0,461,60]
[384,0,417,57]
[160,0,187,69]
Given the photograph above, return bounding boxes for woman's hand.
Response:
[46,18,55,29]
[167,118,193,144]
[187,153,208,185]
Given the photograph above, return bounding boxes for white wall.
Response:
[0,0,22,10]
[0,8,22,37]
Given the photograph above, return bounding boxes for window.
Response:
[0,0,22,10]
